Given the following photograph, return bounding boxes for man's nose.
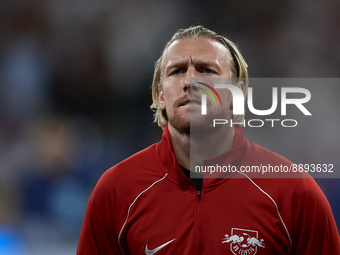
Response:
[184,67,196,91]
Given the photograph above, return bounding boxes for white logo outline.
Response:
[145,238,176,255]
[222,228,265,255]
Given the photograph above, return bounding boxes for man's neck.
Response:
[168,124,235,171]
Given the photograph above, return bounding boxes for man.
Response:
[77,25,340,254]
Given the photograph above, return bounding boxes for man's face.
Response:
[159,38,241,134]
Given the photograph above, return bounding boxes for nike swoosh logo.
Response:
[145,238,176,255]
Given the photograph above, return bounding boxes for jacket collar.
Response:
[156,125,248,188]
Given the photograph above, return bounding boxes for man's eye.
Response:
[171,69,183,75]
[200,68,213,74]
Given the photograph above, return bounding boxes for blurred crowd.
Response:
[0,0,339,254]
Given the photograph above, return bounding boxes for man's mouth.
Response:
[182,102,201,106]
[179,99,201,106]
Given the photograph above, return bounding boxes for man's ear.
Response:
[237,80,245,95]
[159,89,166,110]
[230,80,245,109]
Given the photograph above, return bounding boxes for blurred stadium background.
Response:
[0,0,339,254]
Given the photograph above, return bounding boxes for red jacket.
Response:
[77,125,340,255]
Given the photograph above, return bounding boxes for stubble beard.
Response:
[167,111,190,135]
[167,107,230,137]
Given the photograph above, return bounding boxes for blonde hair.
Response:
[151,25,249,128]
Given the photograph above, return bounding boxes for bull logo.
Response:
[222,228,265,255]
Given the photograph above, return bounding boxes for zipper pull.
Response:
[197,190,201,197]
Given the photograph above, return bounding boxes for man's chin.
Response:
[190,118,216,135]
[169,120,190,135]
[169,116,215,136]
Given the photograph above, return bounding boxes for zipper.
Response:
[196,189,203,255]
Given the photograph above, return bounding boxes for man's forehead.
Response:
[162,38,229,68]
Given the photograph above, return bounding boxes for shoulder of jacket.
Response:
[93,142,165,195]
[244,140,294,166]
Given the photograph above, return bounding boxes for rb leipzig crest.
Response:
[222,228,265,255]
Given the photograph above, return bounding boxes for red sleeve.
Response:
[291,179,340,254]
[77,171,122,255]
